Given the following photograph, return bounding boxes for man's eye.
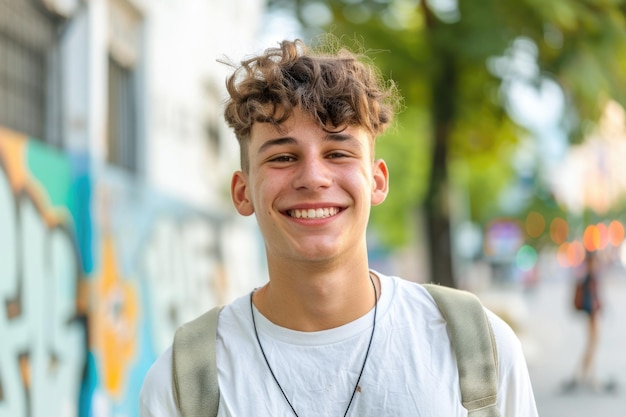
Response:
[270,155,294,162]
[328,152,348,159]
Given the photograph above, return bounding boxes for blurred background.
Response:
[0,0,625,416]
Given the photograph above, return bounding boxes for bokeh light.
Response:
[557,240,586,268]
[557,242,569,267]
[608,220,625,247]
[596,223,609,250]
[525,211,545,238]
[549,217,568,244]
[550,217,569,245]
[516,244,538,271]
[583,224,600,252]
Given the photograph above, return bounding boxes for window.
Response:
[107,56,137,171]
[0,0,61,143]
[106,0,142,172]
[204,82,222,155]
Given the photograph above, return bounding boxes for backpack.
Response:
[172,283,500,417]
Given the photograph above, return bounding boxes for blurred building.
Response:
[553,100,626,216]
[0,0,267,416]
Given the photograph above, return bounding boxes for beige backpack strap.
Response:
[423,284,501,417]
[172,305,223,417]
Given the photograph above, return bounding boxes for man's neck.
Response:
[253,260,378,332]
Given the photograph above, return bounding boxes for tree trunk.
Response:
[423,50,456,288]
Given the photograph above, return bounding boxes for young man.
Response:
[140,39,538,416]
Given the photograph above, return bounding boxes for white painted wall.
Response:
[59,0,269,300]
[144,0,266,210]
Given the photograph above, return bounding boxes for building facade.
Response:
[0,0,267,416]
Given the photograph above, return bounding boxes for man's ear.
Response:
[371,159,389,206]
[231,171,254,216]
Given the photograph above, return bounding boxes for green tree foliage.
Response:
[267,0,626,286]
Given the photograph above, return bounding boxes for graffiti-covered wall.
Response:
[0,127,86,417]
[0,127,261,417]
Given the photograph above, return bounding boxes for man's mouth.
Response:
[287,207,340,219]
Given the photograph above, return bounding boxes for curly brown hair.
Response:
[223,38,399,172]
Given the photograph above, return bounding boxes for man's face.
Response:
[231,108,389,265]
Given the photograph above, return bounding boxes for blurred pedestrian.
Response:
[565,251,615,392]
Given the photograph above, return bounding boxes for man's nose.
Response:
[292,156,332,190]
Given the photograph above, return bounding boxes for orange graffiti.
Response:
[91,235,139,399]
[0,126,67,226]
[0,125,28,190]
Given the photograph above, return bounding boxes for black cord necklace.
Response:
[250,274,378,417]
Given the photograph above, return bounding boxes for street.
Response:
[521,267,626,416]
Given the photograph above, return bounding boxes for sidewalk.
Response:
[521,269,626,417]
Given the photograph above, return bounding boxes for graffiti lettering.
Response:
[0,163,85,417]
[143,217,220,353]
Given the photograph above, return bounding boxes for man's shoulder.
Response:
[388,276,525,355]
[142,345,173,391]
[140,346,179,417]
[376,272,443,306]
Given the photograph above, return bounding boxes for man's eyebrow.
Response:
[325,132,363,147]
[257,137,297,154]
[257,132,362,153]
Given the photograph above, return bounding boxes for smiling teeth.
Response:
[289,207,339,219]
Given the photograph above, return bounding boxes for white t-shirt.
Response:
[140,272,538,417]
